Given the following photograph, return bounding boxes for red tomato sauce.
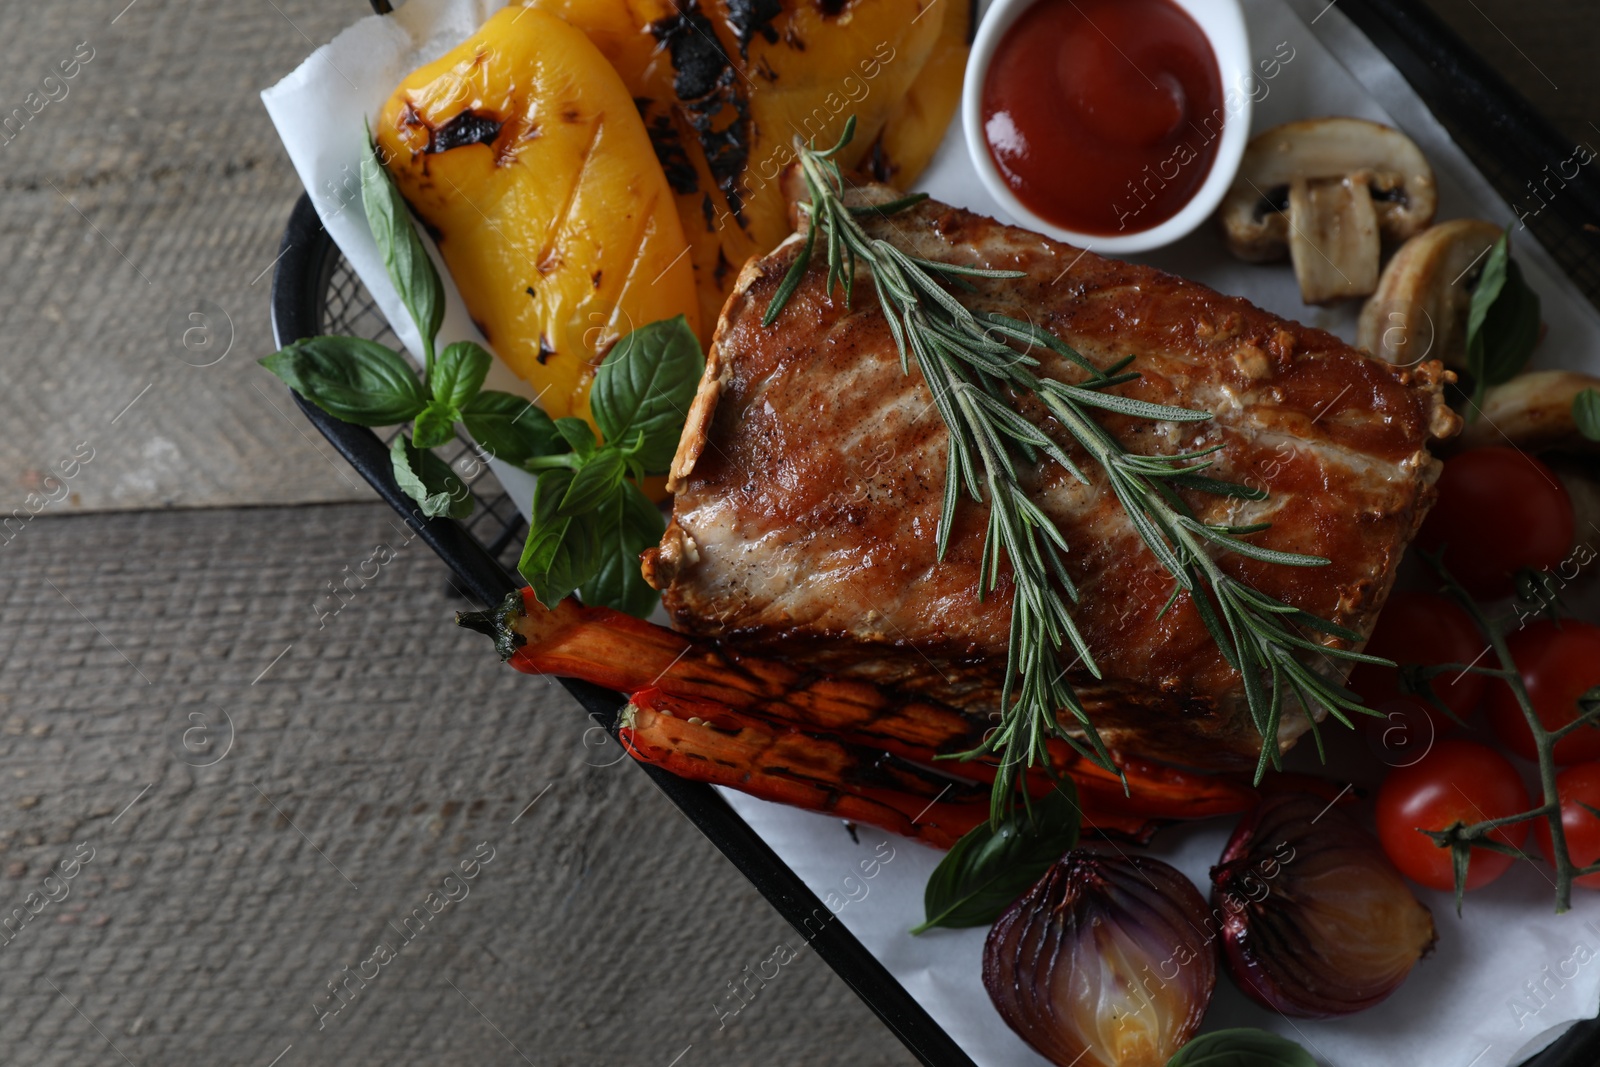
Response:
[981,0,1224,236]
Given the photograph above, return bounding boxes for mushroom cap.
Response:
[1219,117,1438,263]
[1458,369,1600,453]
[1358,219,1504,367]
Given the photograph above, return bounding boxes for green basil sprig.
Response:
[1165,1028,1315,1067]
[262,141,556,519]
[911,781,1080,933]
[260,139,702,617]
[1465,228,1541,408]
[517,316,700,612]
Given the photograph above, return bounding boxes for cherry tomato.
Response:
[1376,739,1530,891]
[1348,590,1486,722]
[1416,447,1573,599]
[1533,762,1600,890]
[1485,620,1600,765]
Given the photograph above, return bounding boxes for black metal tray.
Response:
[269,1,1600,1062]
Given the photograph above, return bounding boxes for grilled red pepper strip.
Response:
[620,690,991,849]
[459,589,1256,832]
[629,690,1208,844]
[459,590,977,749]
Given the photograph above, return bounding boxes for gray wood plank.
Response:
[0,503,915,1066]
[0,0,378,512]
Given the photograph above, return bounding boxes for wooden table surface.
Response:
[2,1,1595,1064]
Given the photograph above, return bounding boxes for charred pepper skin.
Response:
[518,0,947,332]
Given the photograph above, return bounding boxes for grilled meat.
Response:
[643,184,1458,769]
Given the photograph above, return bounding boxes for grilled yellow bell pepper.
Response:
[522,0,946,332]
[860,0,973,186]
[374,6,699,425]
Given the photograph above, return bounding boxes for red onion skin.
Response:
[984,850,1216,1067]
[1211,792,1436,1019]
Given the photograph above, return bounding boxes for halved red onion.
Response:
[1211,792,1436,1018]
[983,850,1215,1067]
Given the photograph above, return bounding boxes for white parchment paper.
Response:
[263,1,1600,1063]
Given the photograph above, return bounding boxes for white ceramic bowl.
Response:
[961,0,1253,253]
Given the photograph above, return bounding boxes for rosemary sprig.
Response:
[763,118,1387,819]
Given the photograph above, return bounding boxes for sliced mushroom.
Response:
[1357,219,1503,368]
[1286,176,1380,303]
[1219,117,1437,306]
[1458,369,1600,452]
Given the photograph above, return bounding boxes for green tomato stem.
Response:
[1432,553,1574,912]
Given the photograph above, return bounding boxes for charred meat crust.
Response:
[648,185,1455,768]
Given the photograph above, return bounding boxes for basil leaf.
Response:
[1465,229,1541,401]
[554,417,598,459]
[1464,229,1510,366]
[390,432,473,520]
[431,341,492,410]
[1166,1029,1315,1067]
[578,480,667,617]
[589,316,704,473]
[261,336,429,426]
[1574,389,1600,442]
[361,139,444,360]
[519,469,601,608]
[409,339,489,447]
[461,390,563,464]
[1477,258,1540,387]
[559,447,626,517]
[411,403,457,449]
[913,781,1080,932]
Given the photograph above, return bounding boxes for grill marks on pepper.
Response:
[864,138,895,184]
[634,97,699,195]
[530,117,603,292]
[526,120,601,370]
[423,109,505,154]
[725,0,783,55]
[651,0,753,227]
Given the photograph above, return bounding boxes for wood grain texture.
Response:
[0,0,376,512]
[0,503,915,1065]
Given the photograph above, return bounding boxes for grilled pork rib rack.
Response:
[645,183,1458,770]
